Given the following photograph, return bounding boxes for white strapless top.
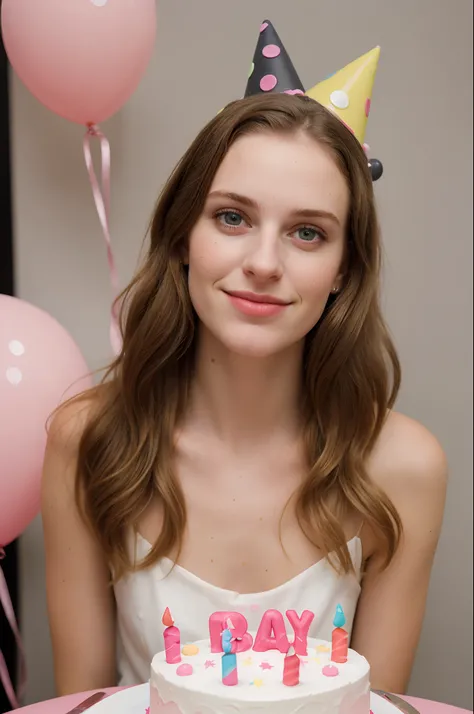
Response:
[113,534,363,686]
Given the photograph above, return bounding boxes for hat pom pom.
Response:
[368,158,383,181]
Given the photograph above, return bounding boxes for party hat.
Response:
[241,22,383,180]
[305,47,383,180]
[244,20,305,97]
[306,47,380,147]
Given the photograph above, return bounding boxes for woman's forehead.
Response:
[209,132,349,222]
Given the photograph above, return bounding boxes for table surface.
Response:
[6,687,473,714]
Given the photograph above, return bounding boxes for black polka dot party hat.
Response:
[244,20,305,97]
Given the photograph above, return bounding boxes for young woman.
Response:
[41,93,447,697]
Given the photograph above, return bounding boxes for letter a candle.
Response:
[331,604,348,663]
[162,607,181,664]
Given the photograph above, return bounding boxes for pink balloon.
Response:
[0,296,92,547]
[1,0,157,125]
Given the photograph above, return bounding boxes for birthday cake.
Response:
[149,608,370,714]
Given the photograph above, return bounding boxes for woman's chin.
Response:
[196,319,304,360]
[217,332,295,360]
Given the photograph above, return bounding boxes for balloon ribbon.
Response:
[0,547,27,709]
[83,124,122,355]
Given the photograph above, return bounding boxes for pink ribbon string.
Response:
[83,124,123,355]
[0,547,27,709]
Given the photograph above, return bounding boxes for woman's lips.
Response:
[225,291,290,317]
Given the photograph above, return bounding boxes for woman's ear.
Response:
[332,271,345,294]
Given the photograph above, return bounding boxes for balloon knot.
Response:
[0,547,5,560]
[86,123,100,136]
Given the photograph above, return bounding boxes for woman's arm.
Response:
[351,413,448,694]
[41,400,117,695]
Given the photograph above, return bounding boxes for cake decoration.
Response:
[286,609,314,655]
[283,645,300,687]
[162,608,181,665]
[210,608,317,655]
[322,663,340,677]
[331,604,349,663]
[254,609,291,653]
[176,663,193,677]
[316,644,331,653]
[221,624,238,686]
[181,644,199,656]
[209,611,253,653]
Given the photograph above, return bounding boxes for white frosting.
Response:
[150,636,370,714]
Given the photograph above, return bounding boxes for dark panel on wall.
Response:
[0,28,19,714]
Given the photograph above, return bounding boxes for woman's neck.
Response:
[187,327,305,448]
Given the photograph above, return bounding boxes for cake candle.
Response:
[331,604,348,663]
[162,607,181,664]
[283,645,300,686]
[221,625,238,686]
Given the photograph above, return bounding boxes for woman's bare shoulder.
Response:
[370,410,448,488]
[365,410,448,556]
[47,391,99,456]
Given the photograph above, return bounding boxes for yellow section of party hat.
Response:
[305,46,380,144]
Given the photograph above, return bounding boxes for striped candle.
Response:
[331,604,348,664]
[283,645,300,686]
[221,627,238,686]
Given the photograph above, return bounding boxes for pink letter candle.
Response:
[209,611,253,653]
[253,609,290,653]
[162,607,181,664]
[283,645,300,686]
[286,609,314,656]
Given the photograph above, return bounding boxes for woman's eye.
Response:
[216,210,246,228]
[293,226,325,243]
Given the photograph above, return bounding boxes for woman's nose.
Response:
[242,231,283,282]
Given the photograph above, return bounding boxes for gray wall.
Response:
[11,0,472,708]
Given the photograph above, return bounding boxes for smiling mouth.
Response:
[224,290,290,305]
[224,291,291,317]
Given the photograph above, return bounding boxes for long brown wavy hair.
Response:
[69,93,402,581]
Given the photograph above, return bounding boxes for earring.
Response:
[331,286,340,294]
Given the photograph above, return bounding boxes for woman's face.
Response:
[187,130,349,358]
